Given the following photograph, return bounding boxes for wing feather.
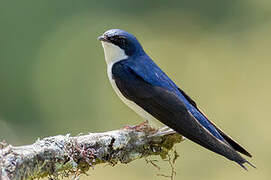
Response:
[177,87,252,157]
[112,62,249,166]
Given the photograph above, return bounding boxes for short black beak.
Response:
[98,35,110,42]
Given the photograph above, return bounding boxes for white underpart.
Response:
[101,41,162,126]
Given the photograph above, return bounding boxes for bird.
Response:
[98,29,255,170]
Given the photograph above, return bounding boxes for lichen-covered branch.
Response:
[0,123,184,180]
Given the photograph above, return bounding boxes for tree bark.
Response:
[0,123,184,180]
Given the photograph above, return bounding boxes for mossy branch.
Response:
[0,123,184,180]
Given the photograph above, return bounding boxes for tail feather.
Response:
[238,162,248,171]
[237,159,256,170]
[245,160,256,169]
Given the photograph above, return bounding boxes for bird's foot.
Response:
[123,120,158,133]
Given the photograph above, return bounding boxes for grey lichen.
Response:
[0,123,184,180]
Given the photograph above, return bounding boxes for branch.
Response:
[0,123,184,180]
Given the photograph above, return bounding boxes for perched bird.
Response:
[98,29,254,170]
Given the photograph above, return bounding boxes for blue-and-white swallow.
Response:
[98,29,254,170]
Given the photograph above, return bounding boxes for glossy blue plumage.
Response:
[121,53,225,141]
[102,29,223,140]
[100,29,253,169]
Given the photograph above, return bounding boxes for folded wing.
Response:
[177,87,252,157]
[112,62,252,169]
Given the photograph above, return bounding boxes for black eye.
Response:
[109,37,115,42]
[112,36,126,45]
[119,38,126,45]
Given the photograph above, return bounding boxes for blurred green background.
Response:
[0,0,270,179]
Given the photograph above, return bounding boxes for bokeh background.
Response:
[1,0,270,179]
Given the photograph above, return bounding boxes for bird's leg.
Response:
[123,120,149,130]
[123,120,158,133]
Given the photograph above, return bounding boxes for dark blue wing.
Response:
[111,60,251,168]
[125,56,225,141]
[123,55,251,157]
[178,86,252,157]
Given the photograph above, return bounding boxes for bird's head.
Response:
[98,29,144,65]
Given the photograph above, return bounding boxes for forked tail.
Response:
[237,159,256,171]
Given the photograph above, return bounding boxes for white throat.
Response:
[101,41,128,66]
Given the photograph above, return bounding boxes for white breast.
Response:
[101,41,161,126]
